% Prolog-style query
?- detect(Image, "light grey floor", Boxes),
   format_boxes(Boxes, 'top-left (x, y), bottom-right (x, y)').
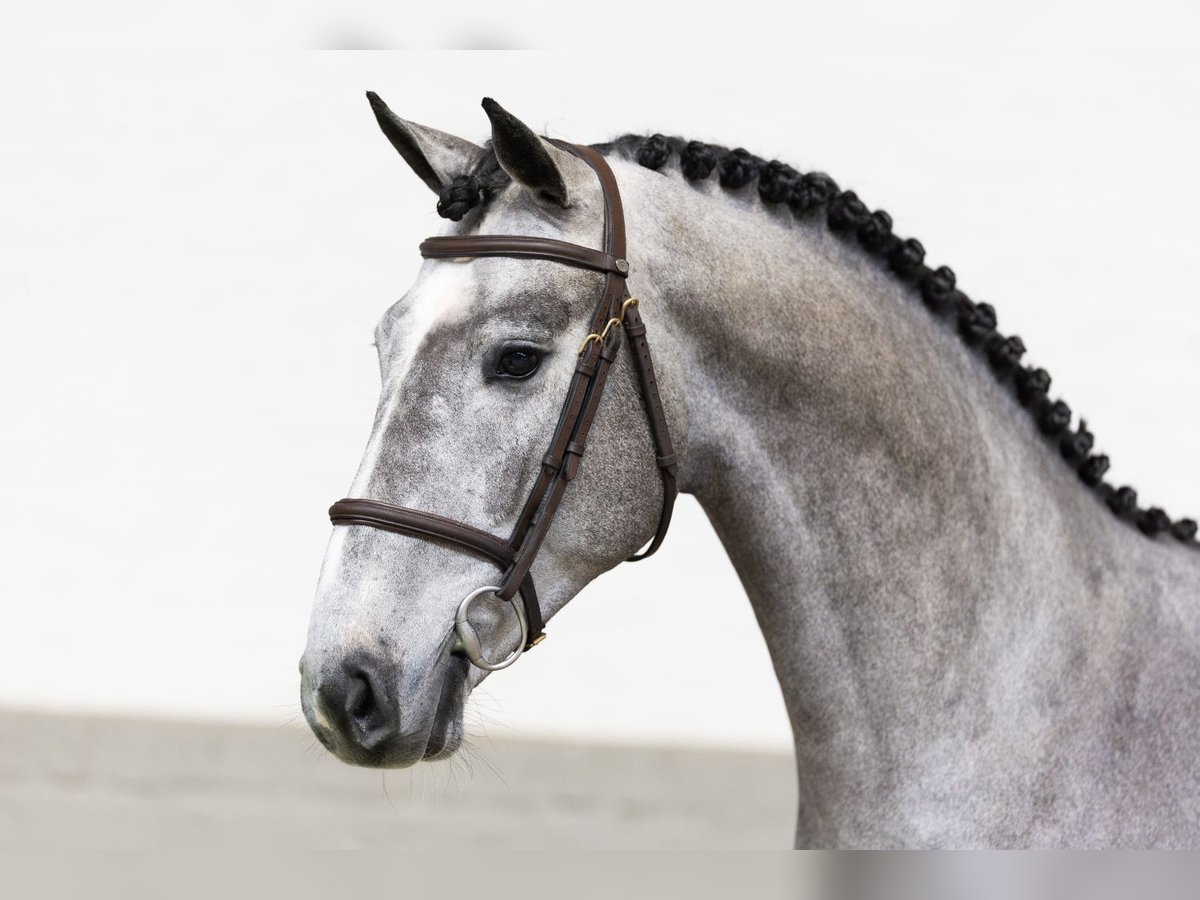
top-left (0, 709), bottom-right (795, 849)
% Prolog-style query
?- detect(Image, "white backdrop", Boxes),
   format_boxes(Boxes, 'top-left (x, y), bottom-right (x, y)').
top-left (2, 36), bottom-right (1198, 751)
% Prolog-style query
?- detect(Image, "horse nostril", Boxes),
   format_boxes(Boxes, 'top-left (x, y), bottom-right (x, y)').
top-left (343, 666), bottom-right (395, 747)
top-left (347, 672), bottom-right (378, 725)
top-left (312, 656), bottom-right (400, 755)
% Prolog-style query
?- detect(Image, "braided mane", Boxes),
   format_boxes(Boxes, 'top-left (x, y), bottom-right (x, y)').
top-left (436, 134), bottom-right (1197, 547)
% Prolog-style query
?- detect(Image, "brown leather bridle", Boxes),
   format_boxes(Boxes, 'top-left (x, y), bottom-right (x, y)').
top-left (327, 142), bottom-right (677, 671)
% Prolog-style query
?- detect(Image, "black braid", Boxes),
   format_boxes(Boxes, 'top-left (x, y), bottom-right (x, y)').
top-left (718, 148), bottom-right (760, 189)
top-left (637, 134), bottom-right (672, 170)
top-left (1107, 485), bottom-right (1139, 516)
top-left (1079, 454), bottom-right (1111, 487)
top-left (920, 266), bottom-right (956, 315)
top-left (987, 334), bottom-right (1026, 375)
top-left (436, 174), bottom-right (484, 221)
top-left (1016, 367), bottom-right (1051, 407)
top-left (680, 141), bottom-right (719, 181)
top-left (889, 238), bottom-right (926, 279)
top-left (758, 160), bottom-right (797, 205)
top-left (859, 210), bottom-right (895, 255)
top-left (434, 143), bottom-right (510, 222)
top-left (789, 172), bottom-right (839, 215)
top-left (1173, 519), bottom-right (1198, 541)
top-left (828, 191), bottom-right (871, 232)
top-left (1060, 420), bottom-right (1094, 464)
top-left (432, 131), bottom-right (1198, 547)
top-left (1137, 507), bottom-right (1172, 536)
top-left (1037, 399), bottom-right (1072, 436)
top-left (959, 302), bottom-right (997, 346)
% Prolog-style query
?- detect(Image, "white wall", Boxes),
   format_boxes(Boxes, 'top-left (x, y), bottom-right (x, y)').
top-left (2, 35), bottom-right (1198, 750)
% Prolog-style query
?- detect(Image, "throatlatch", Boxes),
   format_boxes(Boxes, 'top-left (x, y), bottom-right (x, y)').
top-left (329, 141), bottom-right (677, 671)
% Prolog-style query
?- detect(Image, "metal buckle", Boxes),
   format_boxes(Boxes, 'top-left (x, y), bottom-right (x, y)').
top-left (451, 585), bottom-right (529, 671)
top-left (576, 333), bottom-right (603, 356)
top-left (577, 300), bottom-right (640, 356)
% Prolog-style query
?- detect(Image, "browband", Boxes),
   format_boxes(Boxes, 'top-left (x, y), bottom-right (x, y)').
top-left (420, 235), bottom-right (630, 277)
top-left (329, 141), bottom-right (677, 667)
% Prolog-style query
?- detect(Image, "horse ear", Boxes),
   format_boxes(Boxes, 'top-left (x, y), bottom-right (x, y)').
top-left (366, 91), bottom-right (482, 194)
top-left (481, 97), bottom-right (586, 207)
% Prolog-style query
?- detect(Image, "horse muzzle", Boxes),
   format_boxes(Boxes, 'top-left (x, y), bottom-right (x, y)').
top-left (299, 648), bottom-right (466, 767)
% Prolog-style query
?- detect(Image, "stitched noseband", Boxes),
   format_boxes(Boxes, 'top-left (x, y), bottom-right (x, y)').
top-left (328, 142), bottom-right (677, 670)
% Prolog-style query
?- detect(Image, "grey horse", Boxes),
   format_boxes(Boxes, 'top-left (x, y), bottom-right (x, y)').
top-left (301, 95), bottom-right (1200, 848)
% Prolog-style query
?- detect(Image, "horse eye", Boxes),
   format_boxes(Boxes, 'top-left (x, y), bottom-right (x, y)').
top-left (496, 348), bottom-right (541, 379)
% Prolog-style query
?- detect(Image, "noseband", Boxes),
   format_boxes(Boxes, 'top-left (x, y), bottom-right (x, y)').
top-left (328, 142), bottom-right (677, 671)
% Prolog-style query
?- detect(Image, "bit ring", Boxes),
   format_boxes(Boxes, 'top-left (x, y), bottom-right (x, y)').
top-left (451, 585), bottom-right (529, 671)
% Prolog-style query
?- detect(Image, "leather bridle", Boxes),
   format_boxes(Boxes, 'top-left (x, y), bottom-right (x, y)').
top-left (328, 142), bottom-right (677, 671)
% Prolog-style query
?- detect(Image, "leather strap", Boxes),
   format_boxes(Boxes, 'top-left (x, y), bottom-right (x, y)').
top-left (331, 498), bottom-right (511, 565)
top-left (497, 329), bottom-right (624, 606)
top-left (621, 302), bottom-right (678, 560)
top-left (491, 143), bottom-right (644, 617)
top-left (328, 498), bottom-right (541, 634)
top-left (421, 235), bottom-right (629, 277)
top-left (329, 140), bottom-right (677, 660)
top-left (566, 143), bottom-right (678, 560)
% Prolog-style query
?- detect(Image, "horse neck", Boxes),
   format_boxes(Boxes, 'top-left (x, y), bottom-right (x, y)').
top-left (629, 170), bottom-right (1163, 825)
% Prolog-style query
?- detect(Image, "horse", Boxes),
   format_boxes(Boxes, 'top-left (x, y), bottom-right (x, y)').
top-left (300, 94), bottom-right (1200, 848)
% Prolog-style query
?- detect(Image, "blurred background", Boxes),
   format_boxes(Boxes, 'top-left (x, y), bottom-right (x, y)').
top-left (2, 10), bottom-right (1199, 848)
